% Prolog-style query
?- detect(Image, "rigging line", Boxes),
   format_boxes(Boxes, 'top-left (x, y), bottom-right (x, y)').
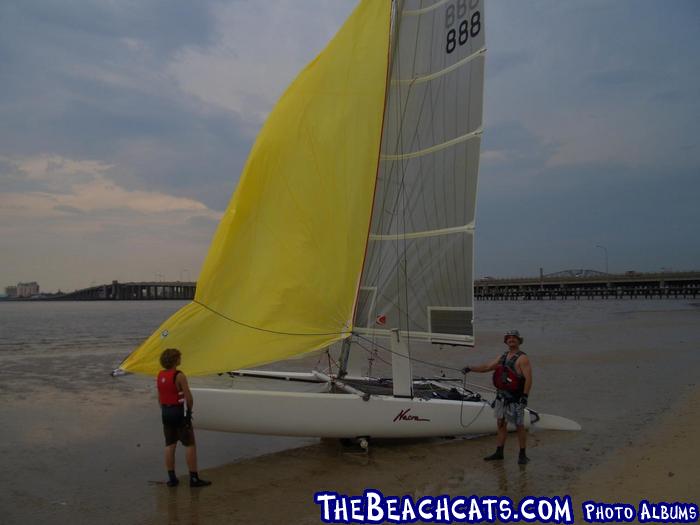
top-left (372, 284), bottom-right (426, 331)
top-left (403, 1), bottom-right (438, 342)
top-left (391, 6), bottom-right (426, 354)
top-left (354, 336), bottom-right (487, 429)
top-left (389, 9), bottom-right (406, 342)
top-left (389, 72), bottom-right (438, 233)
top-left (460, 372), bottom-right (489, 429)
top-left (342, 342), bottom-right (491, 396)
top-left (192, 300), bottom-right (347, 337)
top-left (353, 336), bottom-right (394, 369)
top-left (356, 339), bottom-right (498, 397)
top-left (418, 10), bottom-right (452, 311)
top-left (353, 333), bottom-right (463, 373)
top-left (421, 18), bottom-right (448, 309)
top-left (367, 14), bottom-right (443, 336)
top-left (367, 7), bottom-right (424, 254)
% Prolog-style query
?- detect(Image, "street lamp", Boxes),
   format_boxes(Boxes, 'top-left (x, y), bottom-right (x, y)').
top-left (596, 245), bottom-right (609, 274)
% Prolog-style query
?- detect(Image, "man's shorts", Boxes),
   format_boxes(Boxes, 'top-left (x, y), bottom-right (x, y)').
top-left (161, 405), bottom-right (195, 446)
top-left (493, 395), bottom-right (525, 426)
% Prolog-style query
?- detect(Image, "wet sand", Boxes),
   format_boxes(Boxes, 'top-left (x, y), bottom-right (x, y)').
top-left (571, 385), bottom-right (700, 502)
top-left (1, 300), bottom-right (699, 524)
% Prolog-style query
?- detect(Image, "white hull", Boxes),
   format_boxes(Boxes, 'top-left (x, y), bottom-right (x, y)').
top-left (192, 377), bottom-right (580, 439)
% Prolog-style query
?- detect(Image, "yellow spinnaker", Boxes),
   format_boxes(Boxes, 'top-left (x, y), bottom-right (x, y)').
top-left (120, 0), bottom-right (391, 376)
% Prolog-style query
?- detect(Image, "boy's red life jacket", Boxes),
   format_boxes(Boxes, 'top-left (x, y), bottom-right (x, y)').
top-left (492, 351), bottom-right (525, 393)
top-left (157, 369), bottom-right (184, 406)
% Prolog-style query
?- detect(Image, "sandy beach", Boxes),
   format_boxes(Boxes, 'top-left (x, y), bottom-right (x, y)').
top-left (138, 387), bottom-right (700, 525)
top-left (571, 385), bottom-right (700, 503)
top-left (1, 299), bottom-right (699, 524)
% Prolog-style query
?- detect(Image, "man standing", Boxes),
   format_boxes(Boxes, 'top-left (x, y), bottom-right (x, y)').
top-left (157, 348), bottom-right (212, 487)
top-left (463, 330), bottom-right (533, 464)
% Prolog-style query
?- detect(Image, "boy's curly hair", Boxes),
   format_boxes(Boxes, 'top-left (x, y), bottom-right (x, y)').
top-left (160, 348), bottom-right (181, 369)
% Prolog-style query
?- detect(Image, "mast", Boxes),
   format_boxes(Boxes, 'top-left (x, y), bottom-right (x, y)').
top-left (339, 0), bottom-right (404, 379)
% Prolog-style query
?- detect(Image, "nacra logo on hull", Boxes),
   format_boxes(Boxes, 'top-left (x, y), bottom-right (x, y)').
top-left (393, 408), bottom-right (430, 423)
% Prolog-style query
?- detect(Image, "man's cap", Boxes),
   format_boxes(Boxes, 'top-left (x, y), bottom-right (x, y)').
top-left (503, 329), bottom-right (523, 344)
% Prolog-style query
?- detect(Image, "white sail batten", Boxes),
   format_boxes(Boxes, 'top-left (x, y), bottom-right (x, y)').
top-left (352, 0), bottom-right (485, 347)
top-left (403, 0), bottom-right (451, 17)
top-left (369, 222), bottom-right (474, 241)
top-left (380, 127), bottom-right (482, 161)
top-left (392, 47), bottom-right (486, 85)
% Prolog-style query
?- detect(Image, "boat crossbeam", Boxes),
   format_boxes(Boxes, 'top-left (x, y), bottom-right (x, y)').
top-left (312, 370), bottom-right (371, 401)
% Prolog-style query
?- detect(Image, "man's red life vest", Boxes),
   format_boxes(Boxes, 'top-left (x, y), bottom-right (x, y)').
top-left (157, 369), bottom-right (184, 406)
top-left (492, 351), bottom-right (525, 393)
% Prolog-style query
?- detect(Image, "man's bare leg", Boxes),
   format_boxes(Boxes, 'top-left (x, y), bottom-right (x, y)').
top-left (497, 419), bottom-right (508, 447)
top-left (516, 425), bottom-right (527, 449)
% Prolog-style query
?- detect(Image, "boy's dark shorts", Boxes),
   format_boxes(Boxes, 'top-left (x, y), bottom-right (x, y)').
top-left (161, 405), bottom-right (195, 446)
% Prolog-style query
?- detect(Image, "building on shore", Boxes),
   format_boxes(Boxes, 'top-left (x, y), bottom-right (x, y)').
top-left (5, 285), bottom-right (17, 298)
top-left (15, 282), bottom-right (40, 298)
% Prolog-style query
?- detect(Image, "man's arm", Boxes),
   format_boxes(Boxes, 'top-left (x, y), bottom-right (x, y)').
top-left (465, 355), bottom-right (500, 374)
top-left (518, 355), bottom-right (533, 395)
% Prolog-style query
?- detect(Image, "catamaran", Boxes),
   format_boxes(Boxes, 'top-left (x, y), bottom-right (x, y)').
top-left (115, 0), bottom-right (580, 441)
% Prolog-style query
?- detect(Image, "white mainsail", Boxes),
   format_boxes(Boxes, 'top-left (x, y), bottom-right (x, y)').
top-left (354, 0), bottom-right (485, 346)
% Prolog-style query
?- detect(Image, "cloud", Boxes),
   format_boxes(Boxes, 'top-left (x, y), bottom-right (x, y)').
top-left (0, 0), bottom-right (251, 212)
top-left (0, 155), bottom-right (216, 217)
top-left (0, 155), bottom-right (220, 290)
top-left (480, 121), bottom-right (560, 187)
top-left (167, 0), bottom-right (356, 128)
top-left (7, 155), bottom-right (112, 191)
top-left (53, 205), bottom-right (85, 215)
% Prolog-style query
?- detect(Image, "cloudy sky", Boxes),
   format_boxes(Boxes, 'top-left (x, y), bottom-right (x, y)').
top-left (1, 0), bottom-right (699, 292)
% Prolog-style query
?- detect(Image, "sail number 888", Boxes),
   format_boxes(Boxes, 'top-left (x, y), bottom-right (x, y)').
top-left (445, 0), bottom-right (481, 54)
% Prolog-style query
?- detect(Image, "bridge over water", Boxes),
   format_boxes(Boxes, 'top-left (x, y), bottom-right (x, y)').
top-left (40, 270), bottom-right (700, 301)
top-left (53, 280), bottom-right (196, 300)
top-left (475, 270), bottom-right (700, 300)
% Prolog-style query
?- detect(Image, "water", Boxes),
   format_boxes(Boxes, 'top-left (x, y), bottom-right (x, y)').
top-left (1, 299), bottom-right (699, 524)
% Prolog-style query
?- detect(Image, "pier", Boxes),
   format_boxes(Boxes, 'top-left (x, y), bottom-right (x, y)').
top-left (475, 270), bottom-right (700, 300)
top-left (52, 280), bottom-right (196, 301)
